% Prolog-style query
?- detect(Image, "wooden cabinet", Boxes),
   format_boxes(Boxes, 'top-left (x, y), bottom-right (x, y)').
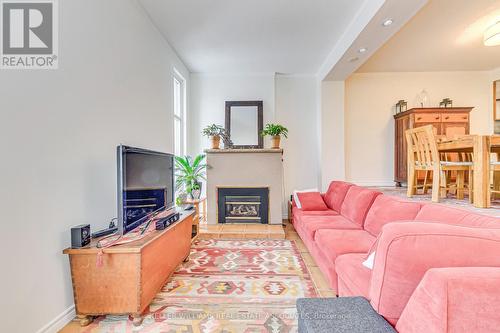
top-left (63, 211), bottom-right (194, 326)
top-left (394, 107), bottom-right (473, 186)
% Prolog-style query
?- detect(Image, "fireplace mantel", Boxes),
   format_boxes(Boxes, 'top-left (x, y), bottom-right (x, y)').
top-left (205, 148), bottom-right (284, 225)
top-left (205, 149), bottom-right (283, 154)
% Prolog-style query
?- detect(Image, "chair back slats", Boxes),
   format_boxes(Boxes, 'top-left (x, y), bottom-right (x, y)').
top-left (405, 125), bottom-right (440, 169)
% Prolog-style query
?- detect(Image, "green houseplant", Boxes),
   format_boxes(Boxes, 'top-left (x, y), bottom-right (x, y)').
top-left (261, 123), bottom-right (289, 149)
top-left (175, 154), bottom-right (207, 199)
top-left (202, 124), bottom-right (225, 149)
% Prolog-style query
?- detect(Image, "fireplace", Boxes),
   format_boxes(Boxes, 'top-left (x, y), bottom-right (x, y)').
top-left (217, 187), bottom-right (269, 224)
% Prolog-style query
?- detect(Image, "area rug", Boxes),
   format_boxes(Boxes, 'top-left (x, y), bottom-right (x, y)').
top-left (82, 239), bottom-right (317, 333)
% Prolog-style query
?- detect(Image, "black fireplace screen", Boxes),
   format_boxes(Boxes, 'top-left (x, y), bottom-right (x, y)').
top-left (218, 187), bottom-right (269, 224)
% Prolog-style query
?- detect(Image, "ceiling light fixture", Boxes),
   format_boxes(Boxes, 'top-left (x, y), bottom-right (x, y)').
top-left (358, 48), bottom-right (367, 53)
top-left (484, 21), bottom-right (500, 46)
top-left (382, 19), bottom-right (394, 27)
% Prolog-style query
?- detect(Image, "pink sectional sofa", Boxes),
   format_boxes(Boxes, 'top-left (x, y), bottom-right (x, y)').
top-left (292, 181), bottom-right (500, 328)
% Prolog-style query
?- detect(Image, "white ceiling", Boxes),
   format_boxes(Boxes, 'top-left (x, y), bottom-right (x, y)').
top-left (358, 0), bottom-right (500, 73)
top-left (139, 0), bottom-right (365, 74)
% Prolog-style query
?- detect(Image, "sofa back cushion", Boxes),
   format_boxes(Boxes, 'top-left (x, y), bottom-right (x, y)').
top-left (340, 186), bottom-right (381, 227)
top-left (415, 204), bottom-right (500, 228)
top-left (364, 195), bottom-right (421, 236)
top-left (323, 181), bottom-right (354, 212)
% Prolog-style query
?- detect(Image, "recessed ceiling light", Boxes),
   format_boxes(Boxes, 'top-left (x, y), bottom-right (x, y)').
top-left (358, 48), bottom-right (367, 53)
top-left (349, 57), bottom-right (359, 63)
top-left (382, 19), bottom-right (394, 27)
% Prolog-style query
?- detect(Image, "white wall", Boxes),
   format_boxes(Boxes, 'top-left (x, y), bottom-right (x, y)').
top-left (189, 74), bottom-right (321, 214)
top-left (344, 71), bottom-right (493, 185)
top-left (275, 75), bottom-right (320, 209)
top-left (0, 1), bottom-right (189, 332)
top-left (188, 73), bottom-right (276, 155)
top-left (320, 81), bottom-right (346, 190)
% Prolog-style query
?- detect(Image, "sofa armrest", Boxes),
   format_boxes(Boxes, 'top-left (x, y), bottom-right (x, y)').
top-left (368, 222), bottom-right (500, 324)
top-left (396, 267), bottom-right (500, 333)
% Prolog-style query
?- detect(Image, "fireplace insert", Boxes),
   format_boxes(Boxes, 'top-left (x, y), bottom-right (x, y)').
top-left (217, 187), bottom-right (269, 224)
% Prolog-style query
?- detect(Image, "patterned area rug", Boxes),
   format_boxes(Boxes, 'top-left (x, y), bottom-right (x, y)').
top-left (82, 239), bottom-right (317, 332)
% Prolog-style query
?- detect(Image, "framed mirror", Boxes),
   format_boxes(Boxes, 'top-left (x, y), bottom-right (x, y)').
top-left (225, 101), bottom-right (263, 149)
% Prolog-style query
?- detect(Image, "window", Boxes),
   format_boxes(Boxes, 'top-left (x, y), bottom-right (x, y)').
top-left (173, 70), bottom-right (186, 156)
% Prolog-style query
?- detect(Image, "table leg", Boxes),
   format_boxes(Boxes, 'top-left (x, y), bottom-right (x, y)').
top-left (473, 136), bottom-right (491, 208)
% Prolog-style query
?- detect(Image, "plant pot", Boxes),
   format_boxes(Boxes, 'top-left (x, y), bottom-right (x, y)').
top-left (189, 181), bottom-right (203, 200)
top-left (271, 135), bottom-right (281, 149)
top-left (210, 135), bottom-right (221, 149)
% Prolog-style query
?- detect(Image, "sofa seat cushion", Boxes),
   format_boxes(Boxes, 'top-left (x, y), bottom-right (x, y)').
top-left (323, 181), bottom-right (354, 212)
top-left (340, 186), bottom-right (382, 227)
top-left (364, 195), bottom-right (421, 236)
top-left (292, 207), bottom-right (339, 220)
top-left (336, 253), bottom-right (372, 298)
top-left (315, 229), bottom-right (376, 264)
top-left (301, 215), bottom-right (361, 242)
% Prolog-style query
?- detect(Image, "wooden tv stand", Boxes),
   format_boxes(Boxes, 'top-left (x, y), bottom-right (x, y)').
top-left (63, 211), bottom-right (194, 326)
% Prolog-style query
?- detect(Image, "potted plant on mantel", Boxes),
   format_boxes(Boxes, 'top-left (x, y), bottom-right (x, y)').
top-left (202, 124), bottom-right (225, 149)
top-left (175, 154), bottom-right (207, 199)
top-left (261, 123), bottom-right (289, 149)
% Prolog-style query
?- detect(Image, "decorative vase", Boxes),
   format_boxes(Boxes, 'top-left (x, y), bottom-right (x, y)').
top-left (210, 135), bottom-right (221, 149)
top-left (191, 189), bottom-right (201, 199)
top-left (271, 135), bottom-right (281, 149)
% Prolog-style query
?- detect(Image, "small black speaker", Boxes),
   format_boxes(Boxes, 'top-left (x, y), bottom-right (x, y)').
top-left (71, 224), bottom-right (91, 248)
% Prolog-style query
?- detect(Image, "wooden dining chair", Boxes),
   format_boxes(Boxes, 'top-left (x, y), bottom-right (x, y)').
top-left (405, 125), bottom-right (473, 203)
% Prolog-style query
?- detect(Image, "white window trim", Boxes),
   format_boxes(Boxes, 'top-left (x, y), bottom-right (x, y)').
top-left (173, 68), bottom-right (186, 156)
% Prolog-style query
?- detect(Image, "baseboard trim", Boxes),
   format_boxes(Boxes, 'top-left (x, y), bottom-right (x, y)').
top-left (36, 304), bottom-right (75, 333)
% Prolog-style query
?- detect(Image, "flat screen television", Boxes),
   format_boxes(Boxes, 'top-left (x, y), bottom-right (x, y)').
top-left (117, 145), bottom-right (175, 235)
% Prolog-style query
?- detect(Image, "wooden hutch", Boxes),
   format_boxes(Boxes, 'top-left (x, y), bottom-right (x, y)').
top-left (394, 107), bottom-right (473, 186)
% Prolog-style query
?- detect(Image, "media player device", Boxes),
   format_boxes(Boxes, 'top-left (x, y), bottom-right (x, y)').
top-left (155, 212), bottom-right (180, 230)
top-left (71, 224), bottom-right (91, 248)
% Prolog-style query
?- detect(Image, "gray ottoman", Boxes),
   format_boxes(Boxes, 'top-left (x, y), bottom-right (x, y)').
top-left (296, 297), bottom-right (396, 333)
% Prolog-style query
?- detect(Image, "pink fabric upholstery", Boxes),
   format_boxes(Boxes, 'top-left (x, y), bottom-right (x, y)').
top-left (315, 229), bottom-right (375, 264)
top-left (313, 229), bottom-right (375, 291)
top-left (369, 222), bottom-right (500, 325)
top-left (299, 215), bottom-right (361, 243)
top-left (296, 192), bottom-right (329, 211)
top-left (396, 267), bottom-right (500, 333)
top-left (292, 207), bottom-right (339, 219)
top-left (364, 195), bottom-right (421, 236)
top-left (414, 204), bottom-right (469, 225)
top-left (340, 186), bottom-right (381, 227)
top-left (323, 181), bottom-right (354, 211)
top-left (335, 253), bottom-right (372, 298)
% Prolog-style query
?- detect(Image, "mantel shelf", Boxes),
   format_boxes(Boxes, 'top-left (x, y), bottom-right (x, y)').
top-left (204, 148), bottom-right (283, 154)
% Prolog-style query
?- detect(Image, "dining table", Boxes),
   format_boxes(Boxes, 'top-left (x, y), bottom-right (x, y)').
top-left (437, 135), bottom-right (500, 208)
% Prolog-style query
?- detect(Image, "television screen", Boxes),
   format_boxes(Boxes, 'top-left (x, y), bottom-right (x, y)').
top-left (117, 145), bottom-right (174, 234)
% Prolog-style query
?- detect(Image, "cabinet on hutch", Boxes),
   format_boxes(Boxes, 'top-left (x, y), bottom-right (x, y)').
top-left (394, 107), bottom-right (473, 186)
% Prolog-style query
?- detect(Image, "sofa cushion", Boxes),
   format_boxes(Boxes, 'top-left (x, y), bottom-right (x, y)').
top-left (300, 215), bottom-right (361, 242)
top-left (364, 195), bottom-right (421, 236)
top-left (296, 192), bottom-right (329, 211)
top-left (459, 213), bottom-right (500, 228)
top-left (292, 207), bottom-right (339, 220)
top-left (323, 181), bottom-right (354, 212)
top-left (414, 204), bottom-right (469, 224)
top-left (340, 186), bottom-right (382, 227)
top-left (315, 229), bottom-right (375, 264)
top-left (336, 253), bottom-right (372, 298)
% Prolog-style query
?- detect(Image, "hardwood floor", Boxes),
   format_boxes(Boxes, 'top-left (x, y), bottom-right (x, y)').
top-left (59, 220), bottom-right (331, 332)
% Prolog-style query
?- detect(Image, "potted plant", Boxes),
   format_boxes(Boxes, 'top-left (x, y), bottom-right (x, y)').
top-left (261, 123), bottom-right (289, 149)
top-left (202, 124), bottom-right (225, 149)
top-left (175, 154), bottom-right (207, 199)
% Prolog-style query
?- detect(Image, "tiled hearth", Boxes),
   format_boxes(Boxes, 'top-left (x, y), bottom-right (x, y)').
top-left (199, 223), bottom-right (285, 239)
